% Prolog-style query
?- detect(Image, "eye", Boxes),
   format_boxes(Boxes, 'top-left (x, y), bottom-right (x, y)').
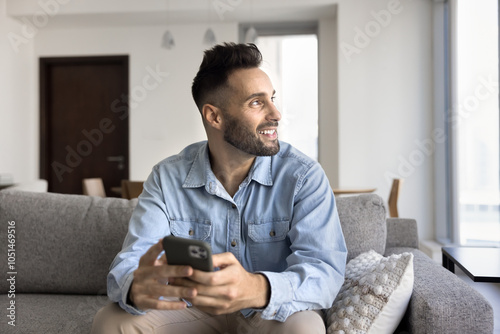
top-left (250, 99), bottom-right (262, 107)
top-left (271, 96), bottom-right (276, 103)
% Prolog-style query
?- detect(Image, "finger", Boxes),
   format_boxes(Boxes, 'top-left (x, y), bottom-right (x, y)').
top-left (185, 292), bottom-right (235, 314)
top-left (211, 252), bottom-right (237, 268)
top-left (134, 281), bottom-right (198, 301)
top-left (169, 275), bottom-right (225, 297)
top-left (134, 264), bottom-right (193, 283)
top-left (138, 240), bottom-right (164, 267)
top-left (155, 253), bottom-right (167, 266)
top-left (187, 269), bottom-right (224, 286)
top-left (189, 261), bottom-right (240, 286)
top-left (134, 296), bottom-right (188, 311)
top-left (169, 277), bottom-right (199, 287)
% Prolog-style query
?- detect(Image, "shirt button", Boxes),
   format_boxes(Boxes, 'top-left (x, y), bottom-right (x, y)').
top-left (269, 230), bottom-right (276, 237)
top-left (231, 240), bottom-right (237, 247)
top-left (189, 229), bottom-right (194, 236)
top-left (232, 203), bottom-right (237, 209)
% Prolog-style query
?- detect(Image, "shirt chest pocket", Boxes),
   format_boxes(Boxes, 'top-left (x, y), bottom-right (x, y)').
top-left (170, 219), bottom-right (212, 241)
top-left (247, 219), bottom-right (290, 272)
top-left (248, 219), bottom-right (289, 243)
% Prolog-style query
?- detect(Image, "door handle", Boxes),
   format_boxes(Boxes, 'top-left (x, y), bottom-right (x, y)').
top-left (107, 156), bottom-right (125, 170)
top-left (107, 156), bottom-right (124, 162)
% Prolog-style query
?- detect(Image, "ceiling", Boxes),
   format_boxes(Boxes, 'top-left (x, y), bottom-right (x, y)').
top-left (6, 0), bottom-right (337, 28)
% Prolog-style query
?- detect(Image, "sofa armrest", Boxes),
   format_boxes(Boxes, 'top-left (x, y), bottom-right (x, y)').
top-left (386, 247), bottom-right (494, 334)
top-left (386, 218), bottom-right (419, 249)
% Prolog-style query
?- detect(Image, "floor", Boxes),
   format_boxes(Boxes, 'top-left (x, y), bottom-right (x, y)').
top-left (454, 267), bottom-right (500, 333)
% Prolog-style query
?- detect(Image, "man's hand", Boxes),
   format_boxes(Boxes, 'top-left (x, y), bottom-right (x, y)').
top-left (129, 240), bottom-right (198, 311)
top-left (170, 252), bottom-right (270, 315)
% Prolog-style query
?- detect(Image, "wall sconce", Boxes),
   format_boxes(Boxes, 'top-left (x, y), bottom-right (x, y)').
top-left (161, 30), bottom-right (175, 50)
top-left (244, 26), bottom-right (258, 44)
top-left (161, 0), bottom-right (175, 50)
top-left (203, 27), bottom-right (217, 46)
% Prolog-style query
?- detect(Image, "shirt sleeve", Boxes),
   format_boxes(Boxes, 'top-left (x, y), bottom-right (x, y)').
top-left (258, 163), bottom-right (347, 322)
top-left (107, 167), bottom-right (172, 315)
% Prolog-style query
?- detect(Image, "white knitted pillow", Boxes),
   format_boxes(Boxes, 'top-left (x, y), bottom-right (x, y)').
top-left (326, 250), bottom-right (414, 334)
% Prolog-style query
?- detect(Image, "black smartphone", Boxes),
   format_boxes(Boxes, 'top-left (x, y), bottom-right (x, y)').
top-left (162, 236), bottom-right (213, 272)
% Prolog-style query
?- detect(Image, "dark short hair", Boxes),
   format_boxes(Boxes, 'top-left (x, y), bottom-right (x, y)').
top-left (191, 42), bottom-right (263, 113)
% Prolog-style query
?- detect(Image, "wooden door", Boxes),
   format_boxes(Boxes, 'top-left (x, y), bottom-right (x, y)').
top-left (40, 56), bottom-right (129, 196)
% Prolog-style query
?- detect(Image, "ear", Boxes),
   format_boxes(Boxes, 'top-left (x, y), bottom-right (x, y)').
top-left (202, 104), bottom-right (223, 130)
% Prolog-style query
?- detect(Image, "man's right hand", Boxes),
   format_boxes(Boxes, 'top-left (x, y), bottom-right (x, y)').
top-left (129, 239), bottom-right (197, 311)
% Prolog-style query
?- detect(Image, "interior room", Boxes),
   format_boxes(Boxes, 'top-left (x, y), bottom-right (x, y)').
top-left (1, 0), bottom-right (499, 333)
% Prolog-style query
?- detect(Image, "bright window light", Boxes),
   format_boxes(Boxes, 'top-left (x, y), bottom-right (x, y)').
top-left (456, 0), bottom-right (500, 246)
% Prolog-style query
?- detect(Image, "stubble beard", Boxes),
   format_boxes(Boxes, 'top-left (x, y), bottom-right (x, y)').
top-left (222, 112), bottom-right (280, 156)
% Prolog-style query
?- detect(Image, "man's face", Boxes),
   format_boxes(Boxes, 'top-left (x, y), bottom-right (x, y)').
top-left (221, 68), bottom-right (281, 156)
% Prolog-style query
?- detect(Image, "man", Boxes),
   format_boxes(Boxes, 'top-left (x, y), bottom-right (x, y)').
top-left (92, 42), bottom-right (347, 334)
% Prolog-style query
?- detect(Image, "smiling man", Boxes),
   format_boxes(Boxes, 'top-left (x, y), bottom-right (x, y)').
top-left (91, 43), bottom-right (347, 334)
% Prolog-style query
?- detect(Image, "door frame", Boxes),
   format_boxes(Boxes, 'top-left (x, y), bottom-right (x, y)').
top-left (39, 55), bottom-right (129, 188)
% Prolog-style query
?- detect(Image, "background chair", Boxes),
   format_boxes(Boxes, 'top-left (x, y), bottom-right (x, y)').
top-left (121, 180), bottom-right (144, 199)
top-left (388, 178), bottom-right (403, 217)
top-left (82, 178), bottom-right (106, 197)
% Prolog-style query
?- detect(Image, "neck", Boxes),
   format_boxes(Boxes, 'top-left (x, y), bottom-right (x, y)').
top-left (208, 141), bottom-right (255, 197)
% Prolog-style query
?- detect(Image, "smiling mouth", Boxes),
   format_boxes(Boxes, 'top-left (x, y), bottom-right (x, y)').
top-left (258, 129), bottom-right (276, 135)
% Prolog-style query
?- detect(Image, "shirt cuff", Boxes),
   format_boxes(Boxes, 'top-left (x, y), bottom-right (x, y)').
top-left (258, 271), bottom-right (293, 322)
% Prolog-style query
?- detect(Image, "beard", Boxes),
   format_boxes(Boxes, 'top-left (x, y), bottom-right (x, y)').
top-left (222, 111), bottom-right (280, 156)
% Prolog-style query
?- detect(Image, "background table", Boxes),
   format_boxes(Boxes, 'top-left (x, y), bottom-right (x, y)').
top-left (442, 247), bottom-right (500, 283)
top-left (332, 188), bottom-right (376, 195)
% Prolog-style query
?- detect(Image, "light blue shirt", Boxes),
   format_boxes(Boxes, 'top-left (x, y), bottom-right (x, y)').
top-left (107, 141), bottom-right (347, 322)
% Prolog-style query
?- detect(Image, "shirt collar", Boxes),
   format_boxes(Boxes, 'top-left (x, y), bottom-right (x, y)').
top-left (247, 155), bottom-right (273, 186)
top-left (182, 142), bottom-right (273, 189)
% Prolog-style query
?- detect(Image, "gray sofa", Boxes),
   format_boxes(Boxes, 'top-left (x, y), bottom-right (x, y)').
top-left (0, 190), bottom-right (493, 333)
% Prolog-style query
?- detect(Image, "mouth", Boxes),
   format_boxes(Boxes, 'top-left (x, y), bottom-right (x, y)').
top-left (258, 129), bottom-right (278, 139)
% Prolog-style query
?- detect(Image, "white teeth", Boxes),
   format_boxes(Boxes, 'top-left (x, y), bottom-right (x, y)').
top-left (259, 130), bottom-right (275, 135)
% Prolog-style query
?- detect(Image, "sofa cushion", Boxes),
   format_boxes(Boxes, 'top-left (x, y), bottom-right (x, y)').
top-left (0, 190), bottom-right (137, 295)
top-left (0, 293), bottom-right (109, 334)
top-left (325, 250), bottom-right (414, 334)
top-left (336, 194), bottom-right (387, 261)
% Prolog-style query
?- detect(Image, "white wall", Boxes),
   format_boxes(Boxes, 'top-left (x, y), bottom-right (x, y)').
top-left (0, 0), bottom-right (37, 184)
top-left (35, 23), bottom-right (238, 179)
top-left (337, 0), bottom-right (434, 239)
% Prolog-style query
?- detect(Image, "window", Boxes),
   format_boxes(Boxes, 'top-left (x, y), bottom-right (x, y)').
top-left (241, 24), bottom-right (319, 161)
top-left (452, 0), bottom-right (500, 246)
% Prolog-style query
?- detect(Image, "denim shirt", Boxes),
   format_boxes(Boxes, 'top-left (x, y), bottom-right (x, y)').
top-left (107, 141), bottom-right (347, 322)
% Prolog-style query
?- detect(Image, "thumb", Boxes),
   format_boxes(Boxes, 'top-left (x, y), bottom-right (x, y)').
top-left (139, 239), bottom-right (164, 267)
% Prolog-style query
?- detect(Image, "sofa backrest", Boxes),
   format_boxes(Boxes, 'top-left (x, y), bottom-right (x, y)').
top-left (336, 194), bottom-right (387, 261)
top-left (0, 191), bottom-right (387, 294)
top-left (0, 190), bottom-right (136, 295)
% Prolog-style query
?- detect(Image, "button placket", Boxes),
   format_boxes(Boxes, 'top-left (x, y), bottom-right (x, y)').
top-left (227, 200), bottom-right (241, 260)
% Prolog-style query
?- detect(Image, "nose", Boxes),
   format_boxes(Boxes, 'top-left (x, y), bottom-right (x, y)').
top-left (267, 99), bottom-right (282, 122)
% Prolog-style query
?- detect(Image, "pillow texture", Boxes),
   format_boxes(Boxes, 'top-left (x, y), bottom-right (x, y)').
top-left (326, 250), bottom-right (414, 334)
